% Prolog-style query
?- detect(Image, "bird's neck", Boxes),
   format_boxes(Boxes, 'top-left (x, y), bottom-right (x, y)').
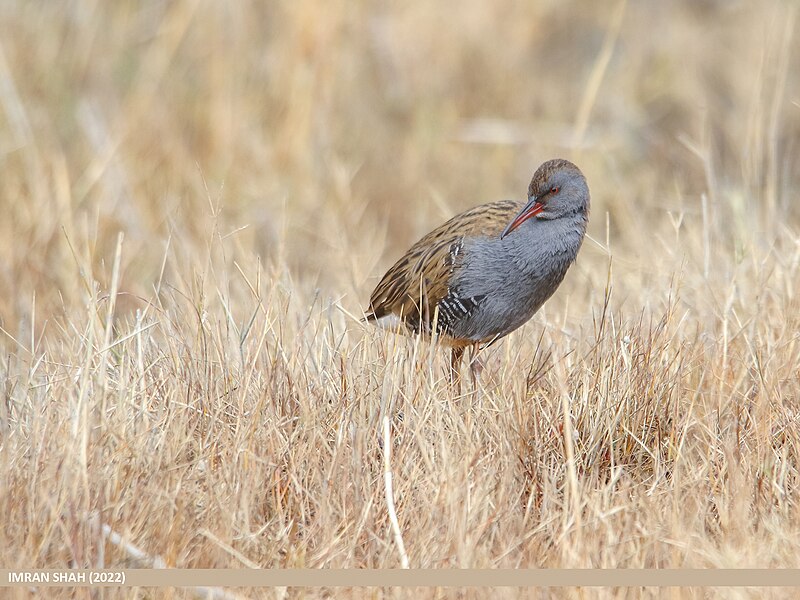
top-left (506, 211), bottom-right (588, 277)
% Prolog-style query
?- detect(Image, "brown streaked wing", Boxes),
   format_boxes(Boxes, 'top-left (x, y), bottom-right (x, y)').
top-left (366, 200), bottom-right (523, 332)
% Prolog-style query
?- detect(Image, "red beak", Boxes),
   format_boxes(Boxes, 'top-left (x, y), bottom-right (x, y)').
top-left (500, 199), bottom-right (545, 239)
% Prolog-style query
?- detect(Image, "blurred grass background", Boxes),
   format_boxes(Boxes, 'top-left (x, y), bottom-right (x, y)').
top-left (1, 0), bottom-right (800, 597)
top-left (1, 0), bottom-right (797, 327)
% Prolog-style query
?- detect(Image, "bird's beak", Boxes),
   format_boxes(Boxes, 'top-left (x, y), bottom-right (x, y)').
top-left (500, 197), bottom-right (545, 239)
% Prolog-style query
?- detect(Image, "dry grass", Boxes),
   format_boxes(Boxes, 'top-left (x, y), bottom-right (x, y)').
top-left (1, 0), bottom-right (800, 598)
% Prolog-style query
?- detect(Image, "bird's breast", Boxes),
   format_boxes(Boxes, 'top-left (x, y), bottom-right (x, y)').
top-left (446, 220), bottom-right (584, 342)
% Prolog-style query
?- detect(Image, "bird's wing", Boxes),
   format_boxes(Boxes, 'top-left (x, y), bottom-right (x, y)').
top-left (366, 200), bottom-right (522, 334)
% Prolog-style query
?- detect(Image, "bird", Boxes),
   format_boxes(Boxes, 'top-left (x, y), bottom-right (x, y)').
top-left (365, 158), bottom-right (590, 382)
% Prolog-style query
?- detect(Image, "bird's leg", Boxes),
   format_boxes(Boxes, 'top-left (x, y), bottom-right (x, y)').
top-left (449, 346), bottom-right (464, 393)
top-left (469, 342), bottom-right (485, 388)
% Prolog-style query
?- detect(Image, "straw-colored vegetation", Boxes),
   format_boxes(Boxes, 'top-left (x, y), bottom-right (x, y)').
top-left (1, 1), bottom-right (799, 598)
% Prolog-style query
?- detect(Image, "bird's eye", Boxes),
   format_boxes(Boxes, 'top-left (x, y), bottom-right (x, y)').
top-left (550, 186), bottom-right (560, 195)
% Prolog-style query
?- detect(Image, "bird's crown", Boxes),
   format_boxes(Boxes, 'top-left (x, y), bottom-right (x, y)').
top-left (528, 158), bottom-right (583, 198)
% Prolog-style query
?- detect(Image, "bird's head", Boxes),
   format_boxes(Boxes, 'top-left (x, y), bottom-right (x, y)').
top-left (500, 159), bottom-right (590, 239)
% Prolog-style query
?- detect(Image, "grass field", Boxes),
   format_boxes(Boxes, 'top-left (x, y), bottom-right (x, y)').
top-left (1, 1), bottom-right (800, 598)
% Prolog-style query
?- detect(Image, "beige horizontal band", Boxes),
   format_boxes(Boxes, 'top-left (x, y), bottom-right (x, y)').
top-left (2, 569), bottom-right (800, 588)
